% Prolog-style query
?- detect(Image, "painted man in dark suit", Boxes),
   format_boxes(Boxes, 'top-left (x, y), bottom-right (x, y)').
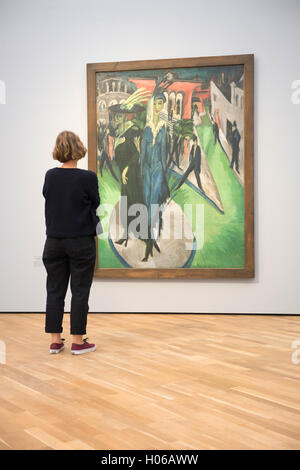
top-left (230, 120), bottom-right (241, 174)
top-left (173, 134), bottom-right (204, 193)
top-left (97, 122), bottom-right (118, 181)
top-left (167, 133), bottom-right (182, 170)
top-left (212, 116), bottom-right (219, 145)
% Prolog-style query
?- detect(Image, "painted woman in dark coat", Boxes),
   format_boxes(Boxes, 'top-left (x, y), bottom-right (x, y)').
top-left (108, 108), bottom-right (145, 247)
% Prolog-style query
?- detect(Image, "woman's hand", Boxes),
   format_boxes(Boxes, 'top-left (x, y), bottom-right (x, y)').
top-left (122, 166), bottom-right (128, 184)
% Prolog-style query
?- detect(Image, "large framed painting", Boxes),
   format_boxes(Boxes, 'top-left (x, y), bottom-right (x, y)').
top-left (87, 54), bottom-right (254, 278)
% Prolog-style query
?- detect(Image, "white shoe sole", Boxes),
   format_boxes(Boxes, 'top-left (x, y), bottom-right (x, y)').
top-left (71, 346), bottom-right (96, 355)
top-left (50, 345), bottom-right (65, 354)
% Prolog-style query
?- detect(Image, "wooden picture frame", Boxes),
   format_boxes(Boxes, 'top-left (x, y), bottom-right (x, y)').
top-left (87, 54), bottom-right (254, 279)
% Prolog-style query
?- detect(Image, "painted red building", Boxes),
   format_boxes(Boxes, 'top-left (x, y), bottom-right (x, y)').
top-left (129, 78), bottom-right (210, 119)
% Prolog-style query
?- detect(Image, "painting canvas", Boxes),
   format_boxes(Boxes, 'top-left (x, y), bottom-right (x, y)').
top-left (87, 55), bottom-right (254, 278)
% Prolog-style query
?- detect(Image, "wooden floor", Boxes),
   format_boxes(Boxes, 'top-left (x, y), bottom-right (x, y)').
top-left (0, 313), bottom-right (300, 450)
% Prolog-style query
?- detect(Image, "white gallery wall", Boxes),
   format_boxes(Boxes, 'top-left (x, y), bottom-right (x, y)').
top-left (0, 0), bottom-right (299, 313)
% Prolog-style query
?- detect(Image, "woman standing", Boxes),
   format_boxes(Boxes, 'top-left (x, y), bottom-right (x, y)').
top-left (42, 131), bottom-right (99, 355)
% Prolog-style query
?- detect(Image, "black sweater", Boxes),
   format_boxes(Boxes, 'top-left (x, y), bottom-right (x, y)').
top-left (42, 167), bottom-right (100, 238)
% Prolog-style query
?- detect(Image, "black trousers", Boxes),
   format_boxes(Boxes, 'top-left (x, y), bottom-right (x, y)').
top-left (42, 236), bottom-right (96, 335)
top-left (175, 160), bottom-right (203, 192)
top-left (230, 148), bottom-right (240, 171)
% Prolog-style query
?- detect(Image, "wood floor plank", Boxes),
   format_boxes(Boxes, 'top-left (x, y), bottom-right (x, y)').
top-left (0, 313), bottom-right (299, 449)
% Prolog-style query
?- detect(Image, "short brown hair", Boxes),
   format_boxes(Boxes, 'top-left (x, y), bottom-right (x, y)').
top-left (53, 131), bottom-right (87, 162)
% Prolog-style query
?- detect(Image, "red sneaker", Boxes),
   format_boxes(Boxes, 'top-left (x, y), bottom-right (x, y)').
top-left (71, 338), bottom-right (96, 355)
top-left (49, 339), bottom-right (65, 354)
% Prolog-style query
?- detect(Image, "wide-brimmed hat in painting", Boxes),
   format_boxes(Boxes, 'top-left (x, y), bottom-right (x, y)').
top-left (108, 88), bottom-right (151, 116)
top-left (108, 103), bottom-right (145, 114)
